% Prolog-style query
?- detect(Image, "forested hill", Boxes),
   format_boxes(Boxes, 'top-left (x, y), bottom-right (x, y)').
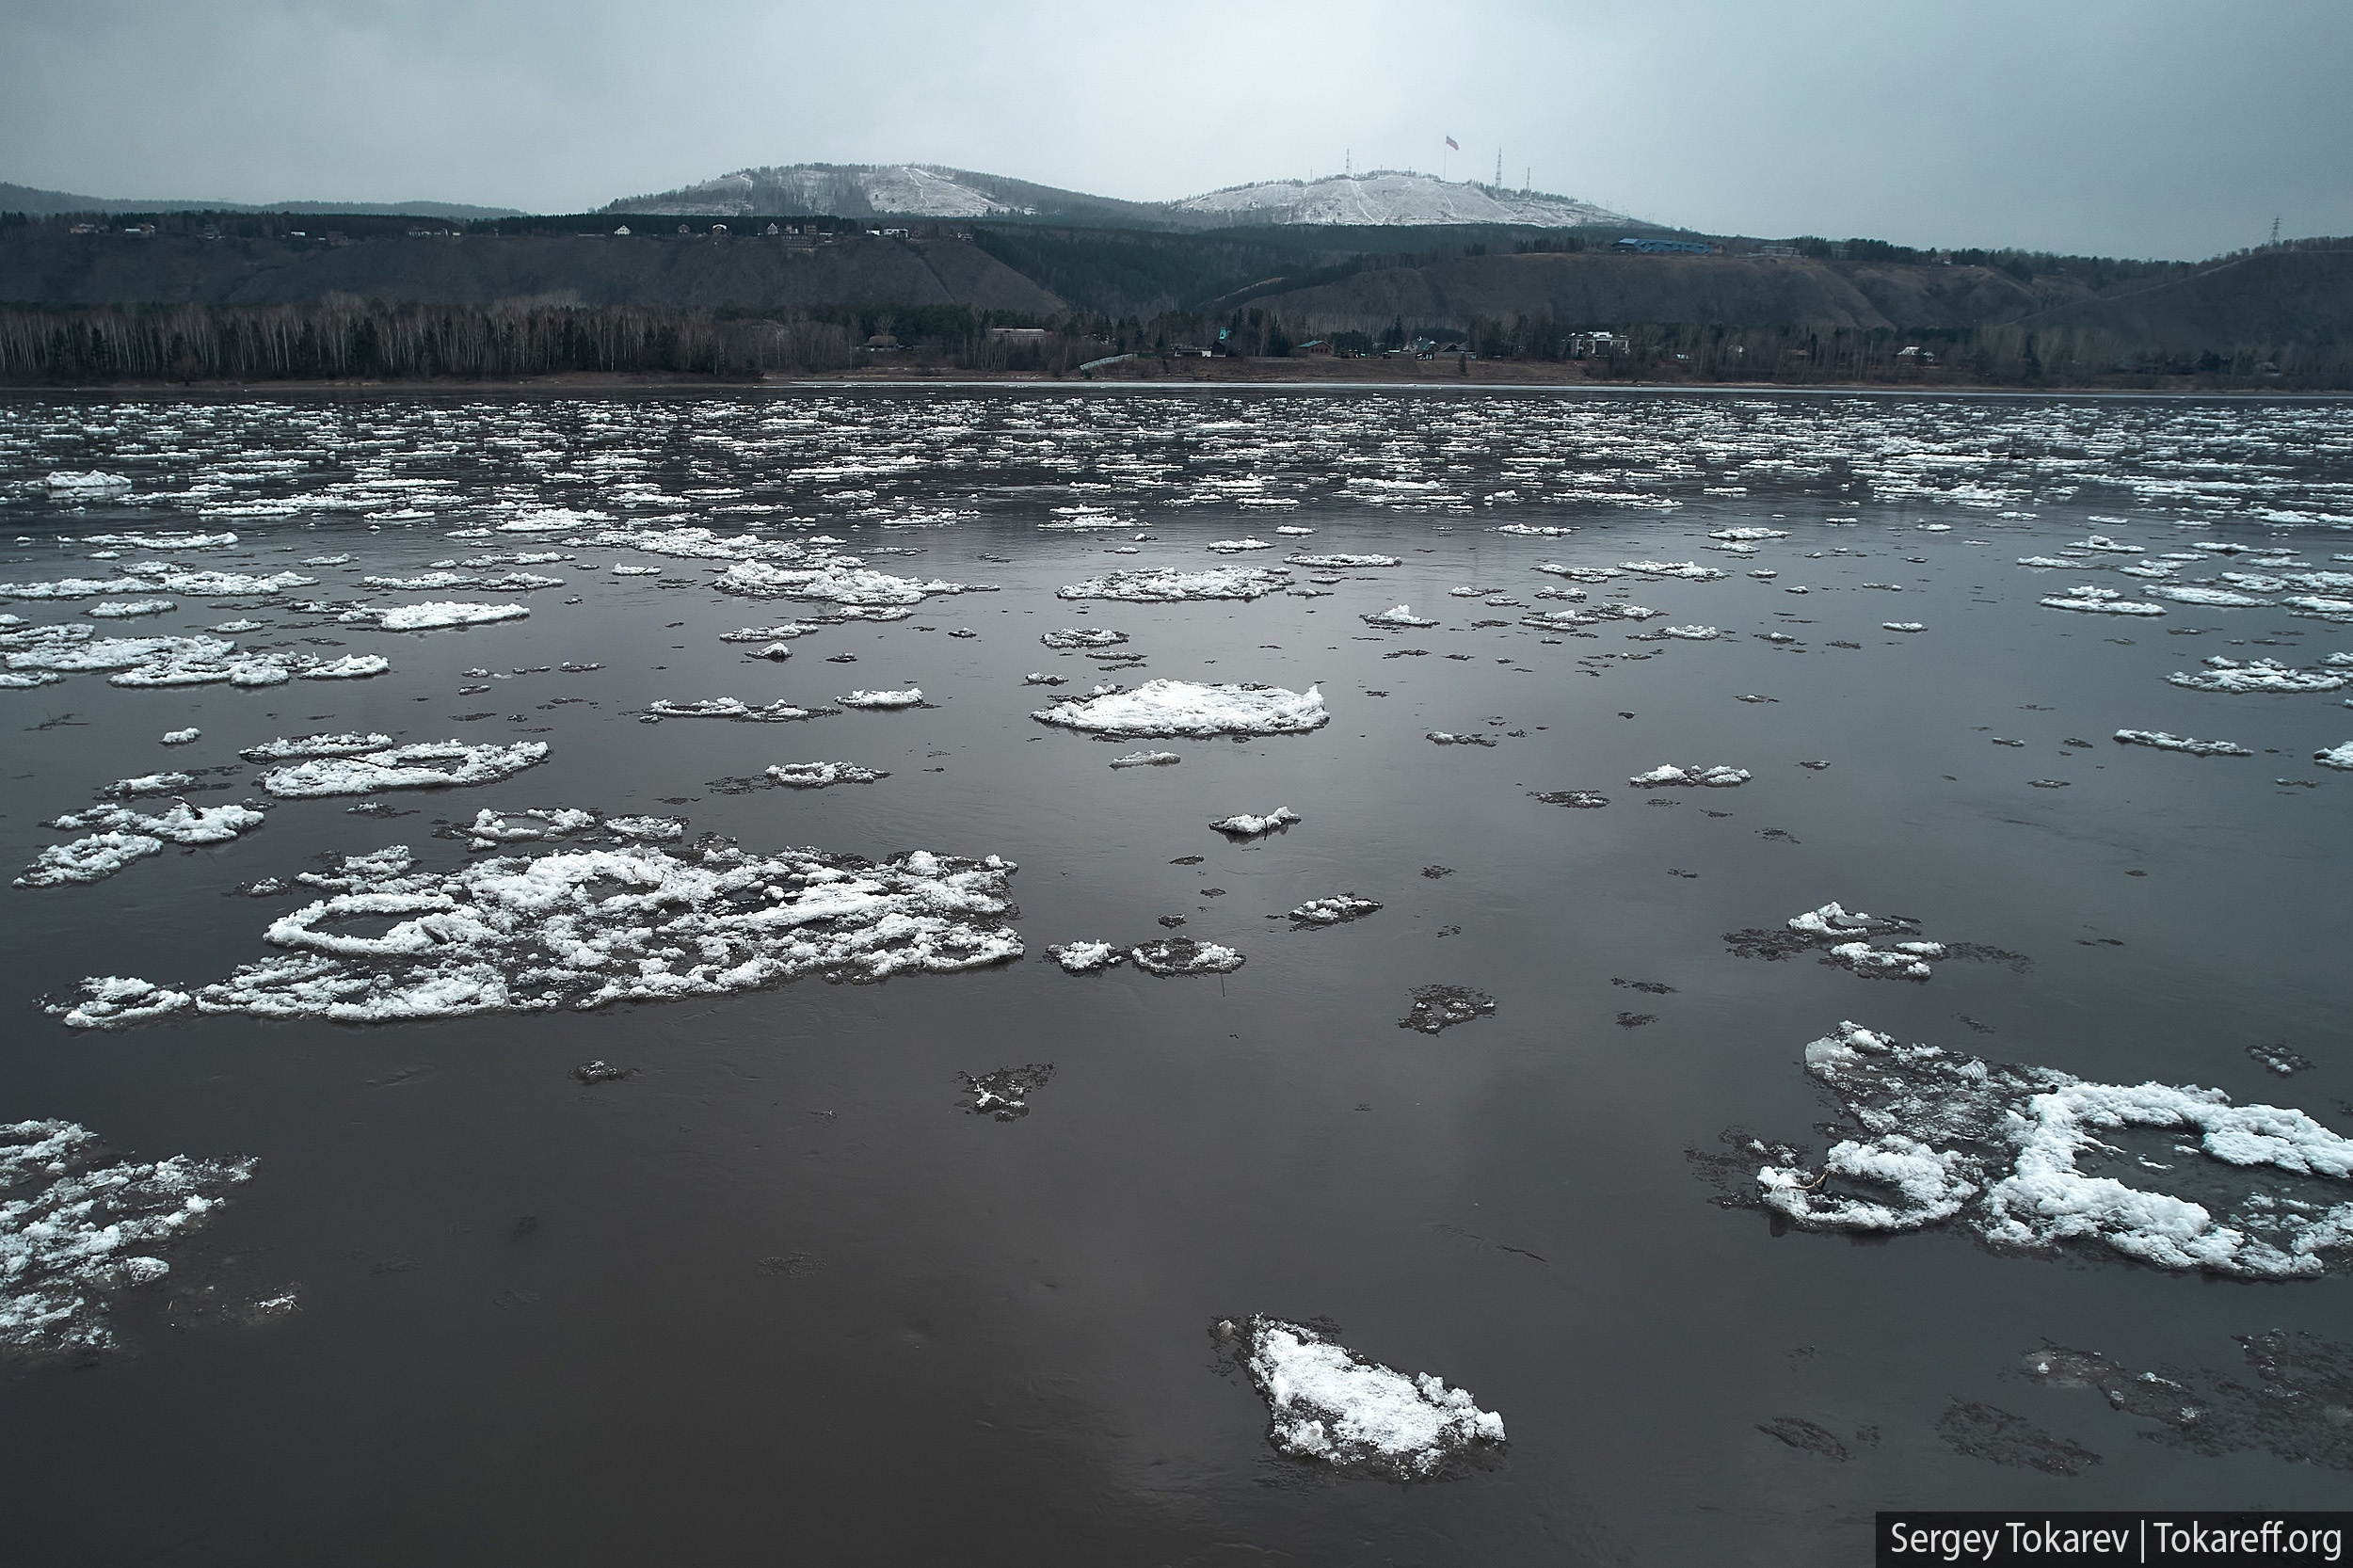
top-left (0, 226), bottom-right (1064, 316)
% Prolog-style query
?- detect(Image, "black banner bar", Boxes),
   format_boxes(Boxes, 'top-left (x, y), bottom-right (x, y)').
top-left (1878, 1514), bottom-right (2353, 1566)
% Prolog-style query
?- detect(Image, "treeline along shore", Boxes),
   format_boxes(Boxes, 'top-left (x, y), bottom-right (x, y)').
top-left (5, 297), bottom-right (2349, 392)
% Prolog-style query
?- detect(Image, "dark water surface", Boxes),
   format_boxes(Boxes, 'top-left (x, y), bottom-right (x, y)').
top-left (3, 389), bottom-right (2349, 1565)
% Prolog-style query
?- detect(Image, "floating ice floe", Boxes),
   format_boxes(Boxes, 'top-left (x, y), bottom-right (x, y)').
top-left (159, 728), bottom-right (200, 745)
top-left (1630, 764), bottom-right (1750, 788)
top-left (2149, 584), bottom-right (2270, 608)
top-left (50, 841), bottom-right (1022, 1028)
top-left (1363, 605), bottom-right (1437, 629)
top-left (1040, 627), bottom-right (1128, 648)
top-left (1401, 984), bottom-right (1495, 1034)
top-left (2113, 729), bottom-right (2252, 757)
top-left (1709, 527), bottom-right (1787, 541)
top-left (1211, 807), bottom-right (1301, 838)
top-left (1494, 523), bottom-right (1574, 536)
top-left (1046, 940), bottom-right (1123, 974)
top-left (1022, 673), bottom-right (1065, 686)
top-left (1235, 1316), bottom-right (1505, 1479)
top-left (1645, 625), bottom-right (1721, 641)
top-left (1289, 895), bottom-right (1381, 927)
top-left (2285, 596), bottom-right (2353, 625)
top-left (80, 531), bottom-right (236, 551)
top-left (344, 601), bottom-right (529, 632)
top-left (1055, 566), bottom-right (1288, 601)
top-left (87, 599), bottom-right (175, 619)
top-left (1619, 561), bottom-right (1726, 581)
top-left (719, 623), bottom-right (824, 642)
top-left (1530, 790), bottom-right (1609, 808)
top-left (1883, 622), bottom-right (1926, 632)
top-left (1520, 604), bottom-right (1657, 632)
top-left (2316, 743), bottom-right (2353, 772)
top-left (838, 687), bottom-right (925, 709)
top-left (1532, 563), bottom-right (1623, 583)
top-left (1287, 552), bottom-right (1400, 568)
top-left (258, 740), bottom-right (550, 798)
top-left (1108, 750), bottom-right (1180, 768)
top-left (14, 832), bottom-right (169, 888)
top-left (1205, 537), bottom-right (1274, 553)
top-left (715, 560), bottom-right (991, 607)
top-left (2041, 585), bottom-right (2166, 616)
top-left (645, 697), bottom-right (824, 722)
top-left (2168, 657), bottom-right (2345, 695)
top-left (1033, 680), bottom-right (1327, 738)
top-left (0, 568), bottom-right (314, 600)
top-left (962, 1064), bottom-right (1052, 1119)
top-left (104, 771), bottom-right (199, 797)
top-left (238, 732), bottom-right (394, 760)
top-left (43, 471), bottom-right (134, 497)
top-left (764, 761), bottom-right (888, 789)
top-left (0, 670), bottom-right (65, 688)
top-left (1753, 1020), bottom-right (2353, 1278)
top-left (1129, 936), bottom-right (1244, 975)
top-left (1721, 900), bottom-right (1986, 980)
top-left (0, 1118), bottom-right (255, 1359)
top-left (1273, 525), bottom-right (1316, 536)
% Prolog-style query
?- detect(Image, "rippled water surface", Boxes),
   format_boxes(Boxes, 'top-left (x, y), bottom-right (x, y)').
top-left (3, 389), bottom-right (2350, 1565)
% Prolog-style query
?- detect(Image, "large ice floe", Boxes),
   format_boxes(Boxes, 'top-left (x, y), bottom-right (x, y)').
top-left (1032, 680), bottom-right (1327, 738)
top-left (838, 687), bottom-right (925, 709)
top-left (18, 800), bottom-right (269, 888)
top-left (1, 625), bottom-right (390, 688)
top-left (1619, 560), bottom-right (1726, 581)
top-left (2167, 657), bottom-right (2345, 695)
top-left (1, 1119), bottom-right (255, 1360)
top-left (764, 761), bottom-right (888, 789)
top-left (445, 807), bottom-right (684, 850)
top-left (256, 740), bottom-right (550, 798)
top-left (2149, 584), bottom-right (2271, 608)
top-left (645, 696), bottom-right (827, 722)
top-left (1752, 1021), bottom-right (2353, 1278)
top-left (1630, 764), bottom-right (1750, 788)
top-left (1055, 566), bottom-right (1288, 601)
top-left (1039, 627), bottom-right (1128, 649)
top-left (1285, 553), bottom-right (1400, 568)
top-left (1230, 1315), bottom-right (1505, 1479)
top-left (2316, 743), bottom-right (2353, 772)
top-left (0, 566), bottom-right (314, 600)
top-left (715, 559), bottom-right (991, 607)
top-left (49, 841), bottom-right (1022, 1028)
top-left (346, 601), bottom-right (529, 632)
top-left (2113, 729), bottom-right (2252, 758)
top-left (2040, 585), bottom-right (2167, 616)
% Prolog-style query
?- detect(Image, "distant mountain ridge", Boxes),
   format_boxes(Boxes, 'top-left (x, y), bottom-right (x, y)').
top-left (604, 162), bottom-right (1632, 231)
top-left (0, 181), bottom-right (520, 221)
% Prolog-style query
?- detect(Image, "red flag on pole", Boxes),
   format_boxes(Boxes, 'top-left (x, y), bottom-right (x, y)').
top-left (1445, 136), bottom-right (1460, 151)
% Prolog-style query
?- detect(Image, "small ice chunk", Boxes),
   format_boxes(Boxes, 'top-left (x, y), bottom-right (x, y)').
top-left (1056, 566), bottom-right (1288, 601)
top-left (1040, 627), bottom-right (1128, 648)
top-left (2113, 729), bottom-right (2251, 757)
top-left (367, 601), bottom-right (530, 632)
top-left (1129, 936), bottom-right (1244, 975)
top-left (1046, 940), bottom-right (1124, 974)
top-left (2167, 657), bottom-right (2344, 695)
top-left (1205, 537), bottom-right (1273, 552)
top-left (646, 696), bottom-right (820, 722)
top-left (838, 687), bottom-right (925, 709)
top-left (1883, 622), bottom-right (1926, 632)
top-left (1363, 605), bottom-right (1438, 629)
top-left (159, 728), bottom-right (200, 745)
top-left (1287, 552), bottom-right (1401, 568)
top-left (88, 599), bottom-right (177, 619)
top-left (1033, 680), bottom-right (1327, 738)
top-left (1210, 807), bottom-right (1301, 838)
top-left (259, 740), bottom-right (550, 797)
top-left (1107, 750), bottom-right (1180, 768)
top-left (764, 761), bottom-right (888, 788)
top-left (2041, 585), bottom-right (2166, 616)
top-left (1629, 764), bottom-right (1750, 788)
top-left (1288, 894), bottom-right (1382, 926)
top-left (1240, 1316), bottom-right (1505, 1478)
top-left (2315, 742), bottom-right (2353, 772)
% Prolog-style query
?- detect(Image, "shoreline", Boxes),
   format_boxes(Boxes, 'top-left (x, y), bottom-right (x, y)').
top-left (2, 370), bottom-right (2345, 401)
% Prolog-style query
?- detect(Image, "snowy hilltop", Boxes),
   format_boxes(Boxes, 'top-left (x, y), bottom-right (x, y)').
top-left (1168, 170), bottom-right (1625, 228)
top-left (607, 162), bottom-right (1630, 230)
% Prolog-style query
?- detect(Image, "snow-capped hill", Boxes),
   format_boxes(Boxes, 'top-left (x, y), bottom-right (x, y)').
top-left (609, 164), bottom-right (1021, 218)
top-left (1171, 171), bottom-right (1625, 229)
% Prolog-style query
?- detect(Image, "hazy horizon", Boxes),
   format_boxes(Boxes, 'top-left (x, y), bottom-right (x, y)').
top-left (7, 0), bottom-right (2348, 261)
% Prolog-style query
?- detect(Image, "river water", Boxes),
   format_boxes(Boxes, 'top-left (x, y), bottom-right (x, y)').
top-left (3, 388), bottom-right (2349, 1565)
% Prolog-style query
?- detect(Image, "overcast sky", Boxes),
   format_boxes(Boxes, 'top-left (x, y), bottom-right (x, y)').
top-left (7, 0), bottom-right (2346, 259)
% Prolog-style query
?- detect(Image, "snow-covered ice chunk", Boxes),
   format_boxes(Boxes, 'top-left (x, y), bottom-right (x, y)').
top-left (367, 601), bottom-right (530, 632)
top-left (104, 771), bottom-right (198, 797)
top-left (88, 599), bottom-right (176, 619)
top-left (1532, 562), bottom-right (1623, 583)
top-left (1033, 680), bottom-right (1327, 738)
top-left (1629, 764), bottom-right (1750, 788)
top-left (2167, 658), bottom-right (2345, 695)
top-left (1055, 566), bottom-right (1288, 601)
top-left (1046, 940), bottom-right (1124, 974)
top-left (715, 560), bottom-right (989, 606)
top-left (2113, 729), bottom-right (2252, 757)
top-left (1709, 527), bottom-right (1787, 541)
top-left (1363, 605), bottom-right (1437, 629)
top-left (2041, 585), bottom-right (2166, 616)
top-left (646, 697), bottom-right (823, 722)
top-left (1494, 523), bottom-right (1575, 536)
top-left (1753, 1021), bottom-right (2353, 1278)
top-left (1619, 561), bottom-right (1726, 581)
top-left (2149, 584), bottom-right (2270, 608)
top-left (259, 740), bottom-right (550, 797)
top-left (238, 732), bottom-right (394, 761)
top-left (1649, 625), bottom-right (1721, 641)
top-left (1205, 537), bottom-right (1274, 553)
top-left (1022, 673), bottom-right (1065, 686)
top-left (1289, 894), bottom-right (1381, 927)
top-left (838, 687), bottom-right (924, 709)
top-left (1286, 552), bottom-right (1400, 568)
top-left (1883, 622), bottom-right (1926, 632)
top-left (14, 832), bottom-right (165, 888)
top-left (765, 761), bottom-right (888, 788)
top-left (0, 1118), bottom-right (254, 1359)
top-left (1040, 627), bottom-right (1128, 648)
top-left (1238, 1316), bottom-right (1505, 1479)
top-left (44, 471), bottom-right (133, 497)
top-left (2316, 743), bottom-right (2353, 772)
top-left (1425, 731), bottom-right (1496, 746)
top-left (1108, 750), bottom-right (1180, 768)
top-left (1129, 936), bottom-right (1244, 975)
top-left (50, 840), bottom-right (1023, 1028)
top-left (159, 728), bottom-right (200, 745)
top-left (1273, 525), bottom-right (1316, 536)
top-left (302, 654), bottom-right (391, 680)
top-left (1401, 984), bottom-right (1496, 1034)
top-left (1210, 806), bottom-right (1301, 838)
